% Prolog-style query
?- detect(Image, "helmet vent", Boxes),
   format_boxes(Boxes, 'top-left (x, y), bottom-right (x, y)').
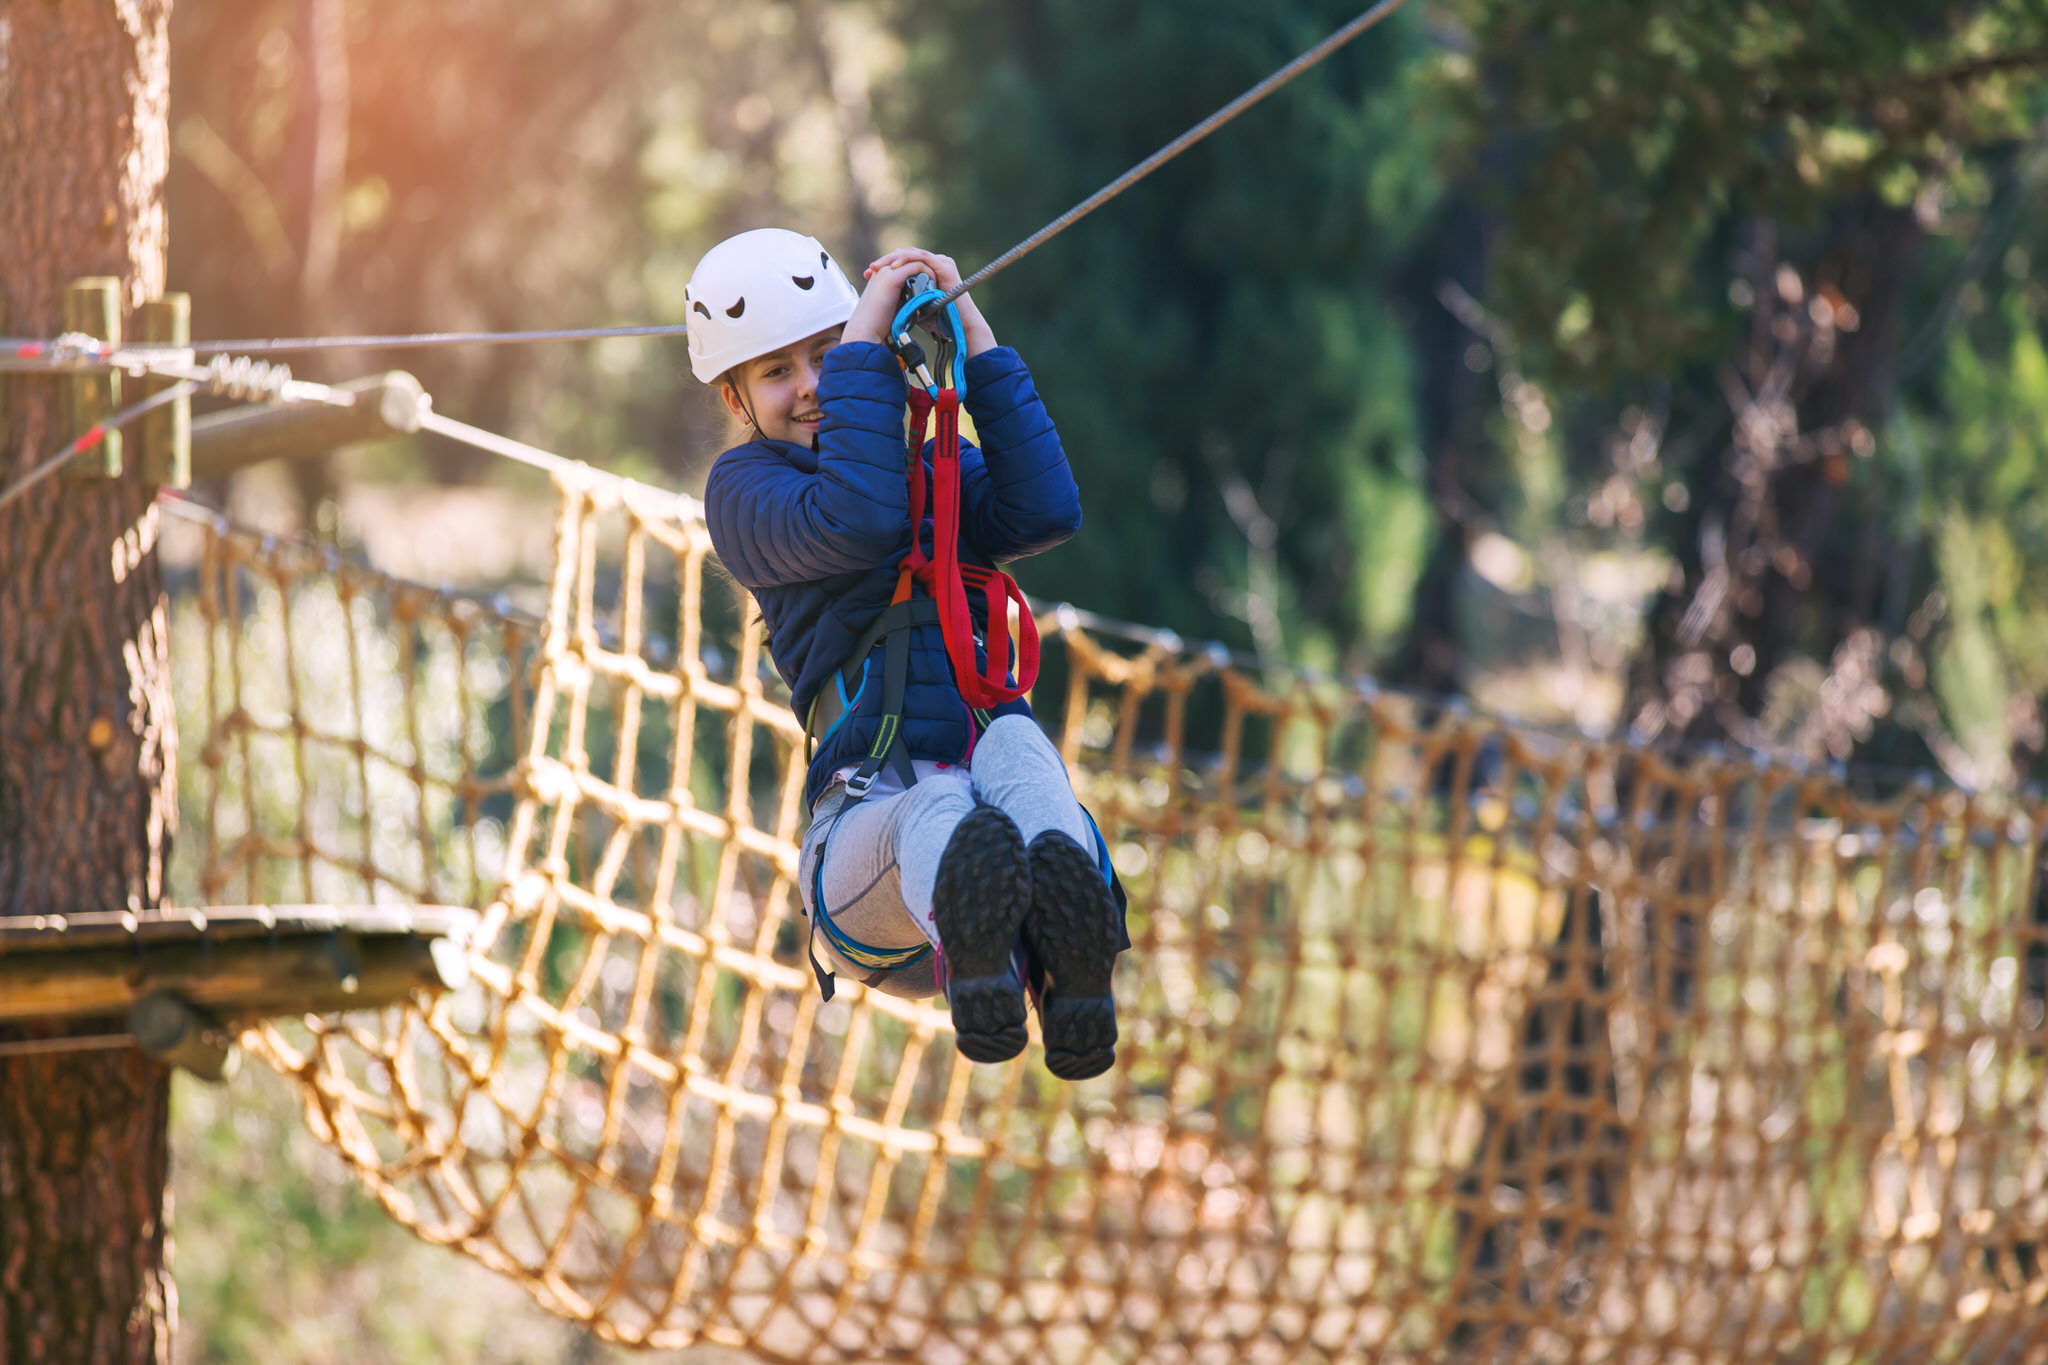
top-left (692, 301), bottom-right (711, 320)
top-left (725, 298), bottom-right (746, 319)
top-left (820, 250), bottom-right (831, 269)
top-left (791, 275), bottom-right (815, 290)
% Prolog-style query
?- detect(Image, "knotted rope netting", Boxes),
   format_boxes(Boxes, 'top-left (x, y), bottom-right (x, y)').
top-left (162, 471), bottom-right (2048, 1363)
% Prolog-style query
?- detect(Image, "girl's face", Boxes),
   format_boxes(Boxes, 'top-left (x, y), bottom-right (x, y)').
top-left (722, 327), bottom-right (839, 447)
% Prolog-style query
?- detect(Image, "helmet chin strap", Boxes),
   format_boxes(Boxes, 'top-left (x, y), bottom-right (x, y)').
top-left (725, 379), bottom-right (763, 437)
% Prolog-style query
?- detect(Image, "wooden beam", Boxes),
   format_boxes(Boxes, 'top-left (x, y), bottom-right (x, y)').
top-left (190, 369), bottom-right (428, 479)
top-left (0, 903), bottom-right (478, 953)
top-left (0, 929), bottom-right (469, 1025)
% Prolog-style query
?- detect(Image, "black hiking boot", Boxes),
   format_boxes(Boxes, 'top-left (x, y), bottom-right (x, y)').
top-left (932, 805), bottom-right (1032, 1064)
top-left (1021, 830), bottom-right (1121, 1080)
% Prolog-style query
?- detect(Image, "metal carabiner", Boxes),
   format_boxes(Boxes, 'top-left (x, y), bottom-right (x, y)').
top-left (887, 276), bottom-right (969, 399)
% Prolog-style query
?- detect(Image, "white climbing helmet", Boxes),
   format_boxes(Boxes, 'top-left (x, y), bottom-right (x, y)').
top-left (685, 228), bottom-right (861, 384)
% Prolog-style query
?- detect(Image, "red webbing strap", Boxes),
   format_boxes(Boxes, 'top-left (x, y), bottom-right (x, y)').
top-left (900, 387), bottom-right (1038, 707)
top-left (896, 390), bottom-right (932, 607)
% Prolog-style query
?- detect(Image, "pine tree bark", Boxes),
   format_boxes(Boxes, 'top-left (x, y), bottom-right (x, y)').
top-left (1626, 202), bottom-right (1921, 748)
top-left (0, 4), bottom-right (179, 1363)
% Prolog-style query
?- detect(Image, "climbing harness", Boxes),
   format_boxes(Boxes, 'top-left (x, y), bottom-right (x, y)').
top-left (800, 274), bottom-right (1031, 798)
top-left (798, 276), bottom-right (1048, 999)
top-left (797, 280), bottom-right (1126, 999)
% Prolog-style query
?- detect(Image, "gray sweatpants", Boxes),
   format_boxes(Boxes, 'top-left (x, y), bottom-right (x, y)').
top-left (798, 714), bottom-right (1094, 999)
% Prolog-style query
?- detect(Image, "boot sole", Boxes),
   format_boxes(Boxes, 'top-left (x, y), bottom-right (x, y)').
top-left (932, 806), bottom-right (1031, 1064)
top-left (1024, 831), bottom-right (1121, 1080)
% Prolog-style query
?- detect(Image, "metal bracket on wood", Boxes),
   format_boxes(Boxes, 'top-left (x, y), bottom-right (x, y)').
top-left (63, 277), bottom-right (122, 479)
top-left (139, 294), bottom-right (192, 488)
top-left (129, 991), bottom-right (238, 1082)
top-left (190, 370), bottom-right (428, 479)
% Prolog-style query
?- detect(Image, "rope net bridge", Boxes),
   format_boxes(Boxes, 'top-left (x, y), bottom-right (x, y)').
top-left (162, 465), bottom-right (2048, 1364)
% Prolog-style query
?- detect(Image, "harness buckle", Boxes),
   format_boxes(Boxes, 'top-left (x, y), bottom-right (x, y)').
top-left (842, 770), bottom-right (875, 800)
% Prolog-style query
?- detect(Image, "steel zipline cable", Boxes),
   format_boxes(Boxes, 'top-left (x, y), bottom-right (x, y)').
top-left (1, 324), bottom-right (692, 360)
top-left (183, 323), bottom-right (691, 356)
top-left (938, 0), bottom-right (1413, 306)
top-left (0, 0), bottom-right (1414, 362)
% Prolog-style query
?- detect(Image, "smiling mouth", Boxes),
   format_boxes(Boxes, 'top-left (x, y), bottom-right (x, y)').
top-left (794, 412), bottom-right (822, 424)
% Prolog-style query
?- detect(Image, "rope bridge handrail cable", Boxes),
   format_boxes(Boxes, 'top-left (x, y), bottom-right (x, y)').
top-left (0, 350), bottom-right (350, 511)
top-left (418, 410), bottom-right (704, 521)
top-left (0, 342), bottom-right (692, 519)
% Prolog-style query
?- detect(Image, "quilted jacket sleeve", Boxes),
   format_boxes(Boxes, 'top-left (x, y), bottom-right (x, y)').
top-left (956, 346), bottom-right (1082, 562)
top-left (704, 342), bottom-right (911, 590)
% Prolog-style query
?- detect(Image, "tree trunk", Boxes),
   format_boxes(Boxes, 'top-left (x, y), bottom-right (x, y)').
top-left (1627, 202), bottom-right (1921, 749)
top-left (0, 4), bottom-right (179, 1363)
top-left (1389, 189), bottom-right (1491, 692)
top-left (1454, 202), bottom-right (1927, 1338)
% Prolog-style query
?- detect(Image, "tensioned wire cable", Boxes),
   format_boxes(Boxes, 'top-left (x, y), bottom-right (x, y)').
top-left (0, 382), bottom-right (200, 513)
top-left (938, 0), bottom-right (1414, 305)
top-left (3, 0), bottom-right (1415, 361)
top-left (0, 323), bottom-right (694, 358)
top-left (183, 324), bottom-right (691, 356)
top-left (0, 353), bottom-right (347, 511)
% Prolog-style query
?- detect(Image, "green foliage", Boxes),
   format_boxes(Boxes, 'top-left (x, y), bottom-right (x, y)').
top-left (884, 0), bottom-right (1442, 662)
top-left (1889, 279), bottom-right (2048, 774)
top-left (1453, 0), bottom-right (2048, 379)
top-left (173, 1069), bottom-right (763, 1364)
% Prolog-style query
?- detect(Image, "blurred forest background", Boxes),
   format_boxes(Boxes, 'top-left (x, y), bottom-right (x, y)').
top-left (158, 0), bottom-right (2048, 1359)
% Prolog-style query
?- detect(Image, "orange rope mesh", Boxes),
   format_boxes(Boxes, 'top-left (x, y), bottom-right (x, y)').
top-left (164, 474), bottom-right (2048, 1362)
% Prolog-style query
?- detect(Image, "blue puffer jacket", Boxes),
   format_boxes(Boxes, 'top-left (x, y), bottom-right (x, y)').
top-left (705, 341), bottom-right (1081, 810)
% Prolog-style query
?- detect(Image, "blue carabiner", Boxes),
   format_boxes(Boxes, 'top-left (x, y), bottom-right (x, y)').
top-left (889, 287), bottom-right (969, 400)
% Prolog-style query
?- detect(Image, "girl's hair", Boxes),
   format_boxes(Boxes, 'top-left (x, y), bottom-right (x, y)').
top-left (702, 367), bottom-right (766, 628)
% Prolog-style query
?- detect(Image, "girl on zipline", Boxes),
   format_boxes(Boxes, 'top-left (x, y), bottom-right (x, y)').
top-left (688, 228), bottom-right (1126, 1080)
